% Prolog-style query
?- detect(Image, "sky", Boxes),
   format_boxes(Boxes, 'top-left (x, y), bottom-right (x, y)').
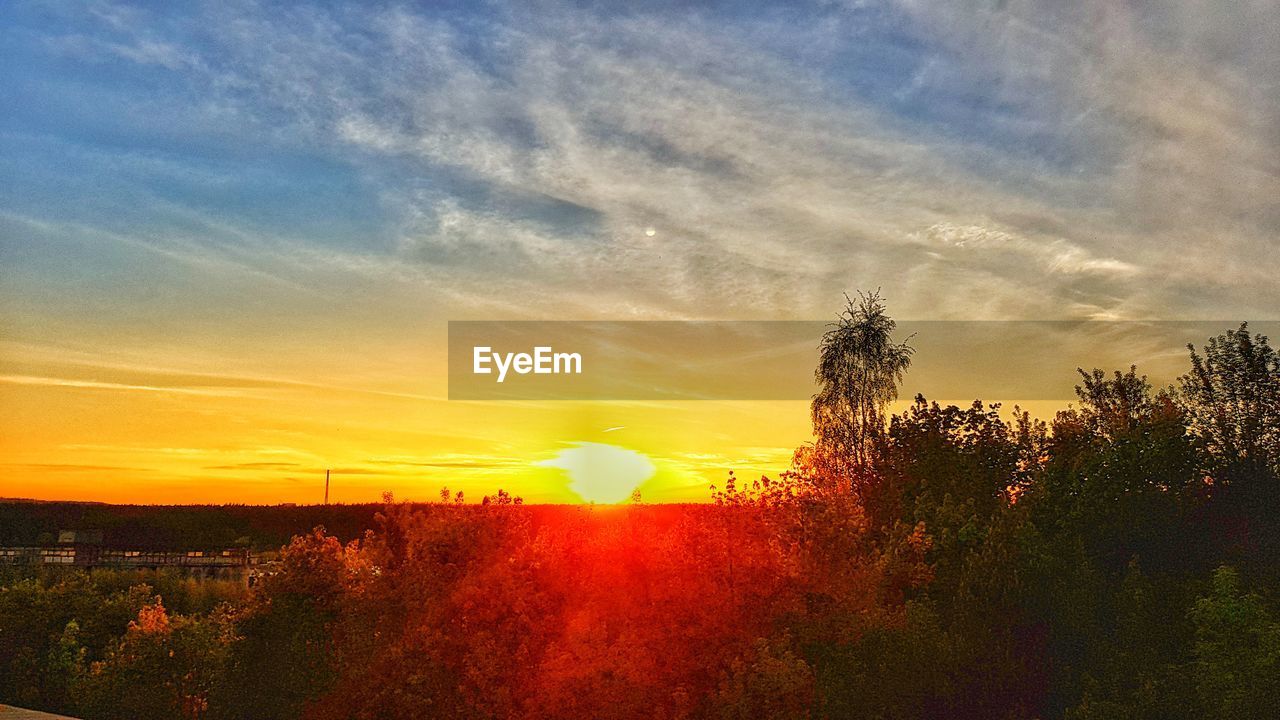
top-left (1, 0), bottom-right (1277, 504)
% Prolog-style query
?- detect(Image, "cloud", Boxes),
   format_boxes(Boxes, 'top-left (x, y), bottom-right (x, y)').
top-left (0, 343), bottom-right (441, 402)
top-left (1, 463), bottom-right (152, 473)
top-left (4, 0), bottom-right (1278, 328)
top-left (367, 454), bottom-right (528, 470)
top-left (232, 2), bottom-right (1276, 318)
top-left (921, 223), bottom-right (1140, 278)
top-left (882, 1), bottom-right (1278, 307)
top-left (204, 462), bottom-right (302, 470)
top-left (0, 374), bottom-right (245, 397)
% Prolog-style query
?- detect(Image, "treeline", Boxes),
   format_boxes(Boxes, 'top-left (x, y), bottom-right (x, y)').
top-left (2, 298), bottom-right (1279, 719)
top-left (0, 502), bottom-right (387, 551)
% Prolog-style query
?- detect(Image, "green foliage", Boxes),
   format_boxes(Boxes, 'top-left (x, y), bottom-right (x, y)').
top-left (1033, 367), bottom-right (1198, 571)
top-left (807, 601), bottom-right (954, 720)
top-left (0, 569), bottom-right (244, 718)
top-left (212, 529), bottom-right (362, 720)
top-left (76, 600), bottom-right (236, 720)
top-left (1188, 566), bottom-right (1280, 719)
top-left (877, 398), bottom-right (1037, 581)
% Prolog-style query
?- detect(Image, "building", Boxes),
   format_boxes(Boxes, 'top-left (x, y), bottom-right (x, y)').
top-left (0, 530), bottom-right (257, 584)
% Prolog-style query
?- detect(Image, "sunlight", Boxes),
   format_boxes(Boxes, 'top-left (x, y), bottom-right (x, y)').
top-left (536, 442), bottom-right (656, 503)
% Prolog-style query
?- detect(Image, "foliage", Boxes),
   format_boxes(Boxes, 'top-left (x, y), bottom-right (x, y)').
top-left (1181, 323), bottom-right (1280, 483)
top-left (3, 309), bottom-right (1280, 720)
top-left (76, 599), bottom-right (236, 720)
top-left (808, 291), bottom-right (914, 492)
top-left (1186, 566), bottom-right (1280, 718)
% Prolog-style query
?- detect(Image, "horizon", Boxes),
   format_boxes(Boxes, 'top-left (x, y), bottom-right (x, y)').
top-left (3, 4), bottom-right (1279, 720)
top-left (3, 1), bottom-right (1278, 505)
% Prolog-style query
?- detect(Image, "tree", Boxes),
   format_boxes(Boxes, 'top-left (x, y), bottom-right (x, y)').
top-left (76, 598), bottom-right (236, 720)
top-left (1073, 367), bottom-right (1164, 442)
top-left (714, 639), bottom-right (814, 720)
top-left (1188, 566), bottom-right (1280, 719)
top-left (807, 291), bottom-right (914, 495)
top-left (1033, 366), bottom-right (1198, 571)
top-left (1180, 323), bottom-right (1280, 491)
top-left (876, 397), bottom-right (1043, 606)
top-left (214, 529), bottom-right (362, 720)
top-left (1025, 367), bottom-right (1201, 718)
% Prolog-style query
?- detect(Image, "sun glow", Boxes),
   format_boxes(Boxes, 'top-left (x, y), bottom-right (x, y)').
top-left (536, 442), bottom-right (656, 503)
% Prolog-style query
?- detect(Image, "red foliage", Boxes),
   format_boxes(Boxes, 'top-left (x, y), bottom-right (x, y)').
top-left (267, 480), bottom-right (931, 719)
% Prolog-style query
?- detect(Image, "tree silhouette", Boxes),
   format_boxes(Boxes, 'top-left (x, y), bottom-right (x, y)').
top-left (807, 291), bottom-right (914, 495)
top-left (1181, 323), bottom-right (1280, 488)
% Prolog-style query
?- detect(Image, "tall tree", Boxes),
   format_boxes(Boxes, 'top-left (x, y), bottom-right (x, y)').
top-left (1180, 323), bottom-right (1280, 488)
top-left (808, 291), bottom-right (914, 494)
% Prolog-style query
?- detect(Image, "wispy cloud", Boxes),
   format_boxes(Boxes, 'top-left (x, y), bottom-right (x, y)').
top-left (367, 454), bottom-right (529, 471)
top-left (5, 0), bottom-right (1276, 325)
top-left (0, 374), bottom-right (245, 397)
top-left (0, 342), bottom-right (440, 401)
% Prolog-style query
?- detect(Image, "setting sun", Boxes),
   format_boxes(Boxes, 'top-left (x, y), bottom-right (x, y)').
top-left (1, 2), bottom-right (1277, 718)
top-left (536, 442), bottom-right (656, 503)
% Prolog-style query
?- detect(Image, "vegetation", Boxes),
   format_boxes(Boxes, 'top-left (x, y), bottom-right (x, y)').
top-left (2, 308), bottom-right (1278, 719)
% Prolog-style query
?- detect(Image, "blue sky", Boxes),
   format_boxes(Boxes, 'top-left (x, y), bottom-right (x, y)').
top-left (4, 0), bottom-right (1277, 332)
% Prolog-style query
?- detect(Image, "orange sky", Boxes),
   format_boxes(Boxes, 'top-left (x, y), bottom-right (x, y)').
top-left (0, 313), bottom-right (1221, 504)
top-left (0, 333), bottom-right (1068, 505)
top-left (0, 364), bottom-right (806, 504)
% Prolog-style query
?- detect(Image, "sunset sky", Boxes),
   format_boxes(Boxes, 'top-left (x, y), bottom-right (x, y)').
top-left (2, 1), bottom-right (1277, 504)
